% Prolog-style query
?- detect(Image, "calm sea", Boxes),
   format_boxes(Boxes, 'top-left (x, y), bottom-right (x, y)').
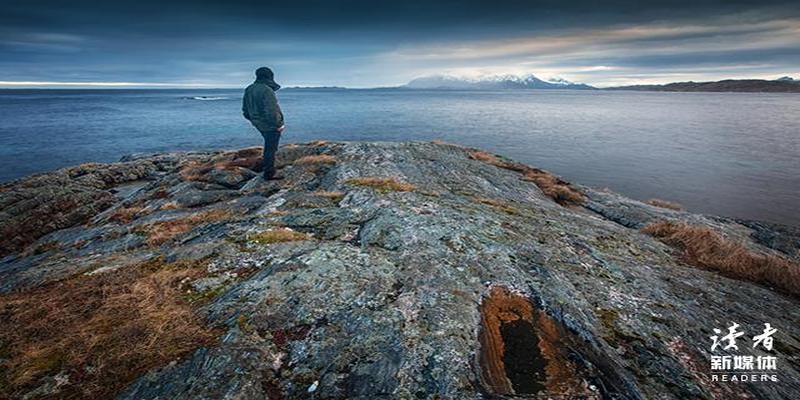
top-left (1, 88), bottom-right (798, 226)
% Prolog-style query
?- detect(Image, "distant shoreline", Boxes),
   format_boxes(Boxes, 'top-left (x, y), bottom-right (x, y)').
top-left (3, 87), bottom-right (800, 94)
top-left (3, 81), bottom-right (800, 93)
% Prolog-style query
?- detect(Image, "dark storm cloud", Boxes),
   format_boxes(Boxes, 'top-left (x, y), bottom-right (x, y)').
top-left (0, 0), bottom-right (798, 87)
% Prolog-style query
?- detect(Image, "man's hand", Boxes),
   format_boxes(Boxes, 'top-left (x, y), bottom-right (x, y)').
top-left (277, 125), bottom-right (285, 133)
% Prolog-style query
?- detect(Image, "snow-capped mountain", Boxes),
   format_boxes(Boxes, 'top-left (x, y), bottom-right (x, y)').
top-left (404, 74), bottom-right (595, 90)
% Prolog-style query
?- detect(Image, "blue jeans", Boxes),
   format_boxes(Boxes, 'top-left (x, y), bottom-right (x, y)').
top-left (259, 130), bottom-right (281, 178)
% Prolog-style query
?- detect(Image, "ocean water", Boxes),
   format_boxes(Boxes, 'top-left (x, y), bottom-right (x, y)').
top-left (1, 88), bottom-right (798, 226)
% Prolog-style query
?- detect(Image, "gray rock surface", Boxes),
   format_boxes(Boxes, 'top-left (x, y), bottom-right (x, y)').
top-left (1, 141), bottom-right (798, 399)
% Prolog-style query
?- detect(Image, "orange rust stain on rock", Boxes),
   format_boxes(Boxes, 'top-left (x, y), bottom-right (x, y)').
top-left (536, 310), bottom-right (589, 395)
top-left (477, 286), bottom-right (534, 395)
top-left (477, 286), bottom-right (598, 398)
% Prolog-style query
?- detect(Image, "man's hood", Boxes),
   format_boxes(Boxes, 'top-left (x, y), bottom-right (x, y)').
top-left (255, 77), bottom-right (281, 91)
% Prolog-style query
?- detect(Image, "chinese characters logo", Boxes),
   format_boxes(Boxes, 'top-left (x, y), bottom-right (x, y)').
top-left (709, 322), bottom-right (778, 383)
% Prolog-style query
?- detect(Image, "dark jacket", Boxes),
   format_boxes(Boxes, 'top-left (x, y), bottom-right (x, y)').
top-left (242, 79), bottom-right (284, 131)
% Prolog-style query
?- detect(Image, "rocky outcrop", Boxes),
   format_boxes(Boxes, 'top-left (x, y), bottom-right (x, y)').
top-left (1, 141), bottom-right (798, 399)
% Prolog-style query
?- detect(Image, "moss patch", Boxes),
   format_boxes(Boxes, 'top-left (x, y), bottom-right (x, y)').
top-left (250, 228), bottom-right (311, 244)
top-left (345, 177), bottom-right (416, 193)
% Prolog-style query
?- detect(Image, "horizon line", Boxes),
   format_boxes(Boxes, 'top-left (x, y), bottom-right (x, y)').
top-left (0, 75), bottom-right (795, 90)
top-left (0, 81), bottom-right (234, 89)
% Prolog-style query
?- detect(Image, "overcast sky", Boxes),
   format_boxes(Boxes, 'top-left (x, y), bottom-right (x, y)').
top-left (1, 0), bottom-right (799, 88)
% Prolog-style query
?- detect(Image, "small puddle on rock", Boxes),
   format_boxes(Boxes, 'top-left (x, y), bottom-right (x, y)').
top-left (477, 286), bottom-right (604, 398)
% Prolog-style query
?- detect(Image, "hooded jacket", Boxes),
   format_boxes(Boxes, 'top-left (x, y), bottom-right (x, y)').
top-left (242, 78), bottom-right (284, 132)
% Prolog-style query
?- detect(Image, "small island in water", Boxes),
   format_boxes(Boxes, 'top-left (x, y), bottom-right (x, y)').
top-left (1, 141), bottom-right (799, 399)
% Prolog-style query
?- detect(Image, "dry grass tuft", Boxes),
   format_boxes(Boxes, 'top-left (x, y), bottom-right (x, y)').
top-left (108, 204), bottom-right (146, 224)
top-left (345, 177), bottom-right (416, 193)
top-left (643, 220), bottom-right (800, 296)
top-left (160, 201), bottom-right (180, 210)
top-left (0, 258), bottom-right (220, 399)
top-left (522, 169), bottom-right (585, 206)
top-left (138, 209), bottom-right (232, 246)
top-left (213, 147), bottom-right (263, 171)
top-left (431, 139), bottom-right (462, 147)
top-left (475, 197), bottom-right (521, 215)
top-left (468, 150), bottom-right (527, 172)
top-left (468, 150), bottom-right (584, 206)
top-left (293, 154), bottom-right (337, 166)
top-left (646, 199), bottom-right (684, 211)
top-left (250, 228), bottom-right (310, 244)
top-left (179, 148), bottom-right (263, 182)
top-left (148, 189), bottom-right (170, 200)
top-left (313, 191), bottom-right (345, 202)
top-left (178, 160), bottom-right (215, 182)
top-left (468, 150), bottom-right (500, 163)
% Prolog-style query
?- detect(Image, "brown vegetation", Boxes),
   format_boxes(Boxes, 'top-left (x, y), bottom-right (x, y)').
top-left (137, 209), bottom-right (232, 246)
top-left (646, 199), bottom-right (684, 211)
top-left (250, 228), bottom-right (311, 244)
top-left (179, 148), bottom-right (263, 181)
top-left (475, 197), bottom-right (521, 215)
top-left (293, 154), bottom-right (337, 166)
top-left (430, 139), bottom-right (462, 147)
top-left (0, 258), bottom-right (220, 399)
top-left (345, 177), bottom-right (416, 193)
top-left (148, 189), bottom-right (170, 200)
top-left (178, 160), bottom-right (212, 182)
top-left (159, 201), bottom-right (180, 210)
top-left (216, 147), bottom-right (262, 169)
top-left (468, 150), bottom-right (584, 206)
top-left (642, 220), bottom-right (800, 296)
top-left (108, 204), bottom-right (146, 224)
top-left (521, 169), bottom-right (584, 206)
top-left (468, 150), bottom-right (528, 172)
top-left (313, 191), bottom-right (345, 202)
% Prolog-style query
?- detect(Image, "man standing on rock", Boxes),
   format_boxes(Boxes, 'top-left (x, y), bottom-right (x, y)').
top-left (243, 67), bottom-right (285, 180)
